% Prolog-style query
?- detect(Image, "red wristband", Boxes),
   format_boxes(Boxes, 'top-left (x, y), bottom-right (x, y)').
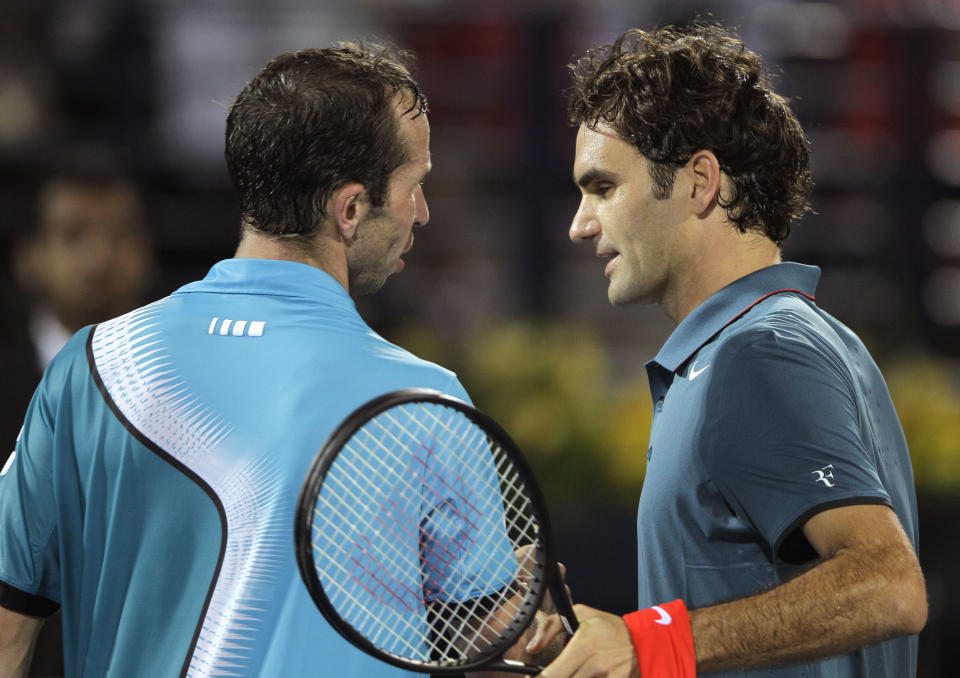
top-left (622, 599), bottom-right (695, 678)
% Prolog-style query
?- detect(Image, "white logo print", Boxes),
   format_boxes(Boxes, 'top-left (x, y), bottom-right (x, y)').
top-left (651, 605), bottom-right (673, 625)
top-left (689, 360), bottom-right (711, 380)
top-left (812, 464), bottom-right (836, 487)
top-left (207, 317), bottom-right (266, 337)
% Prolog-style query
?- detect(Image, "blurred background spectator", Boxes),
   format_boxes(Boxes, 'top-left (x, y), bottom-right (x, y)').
top-left (0, 0), bottom-right (958, 675)
top-left (1, 147), bottom-right (154, 457)
top-left (0, 147), bottom-right (153, 678)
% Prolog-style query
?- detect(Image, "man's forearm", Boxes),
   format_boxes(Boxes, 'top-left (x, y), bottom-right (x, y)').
top-left (691, 538), bottom-right (926, 673)
top-left (0, 607), bottom-right (42, 678)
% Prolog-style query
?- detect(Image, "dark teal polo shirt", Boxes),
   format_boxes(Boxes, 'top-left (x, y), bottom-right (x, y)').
top-left (639, 263), bottom-right (918, 678)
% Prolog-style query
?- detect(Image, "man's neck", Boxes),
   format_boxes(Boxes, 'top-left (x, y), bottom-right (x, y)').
top-left (662, 229), bottom-right (782, 325)
top-left (234, 229), bottom-right (350, 292)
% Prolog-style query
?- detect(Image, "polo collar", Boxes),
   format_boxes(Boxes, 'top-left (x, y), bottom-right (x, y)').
top-left (650, 262), bottom-right (820, 373)
top-left (177, 258), bottom-right (357, 310)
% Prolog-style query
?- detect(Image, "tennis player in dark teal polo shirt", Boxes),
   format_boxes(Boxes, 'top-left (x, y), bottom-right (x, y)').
top-left (531, 22), bottom-right (927, 678)
top-left (639, 262), bottom-right (918, 677)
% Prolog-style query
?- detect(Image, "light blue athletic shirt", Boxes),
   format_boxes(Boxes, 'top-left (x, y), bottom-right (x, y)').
top-left (0, 258), bottom-right (504, 677)
top-left (640, 263), bottom-right (919, 678)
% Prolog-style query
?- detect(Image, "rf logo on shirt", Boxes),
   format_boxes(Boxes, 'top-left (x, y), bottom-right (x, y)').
top-left (812, 464), bottom-right (836, 487)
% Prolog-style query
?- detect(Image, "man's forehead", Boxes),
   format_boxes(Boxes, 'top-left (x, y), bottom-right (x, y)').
top-left (576, 122), bottom-right (633, 153)
top-left (40, 182), bottom-right (144, 232)
top-left (579, 120), bottom-right (625, 140)
top-left (574, 121), bottom-right (640, 175)
top-left (397, 107), bottom-right (430, 165)
top-left (44, 182), bottom-right (136, 211)
top-left (393, 89), bottom-right (425, 123)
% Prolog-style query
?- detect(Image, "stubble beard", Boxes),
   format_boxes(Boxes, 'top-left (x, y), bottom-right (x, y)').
top-left (347, 266), bottom-right (387, 297)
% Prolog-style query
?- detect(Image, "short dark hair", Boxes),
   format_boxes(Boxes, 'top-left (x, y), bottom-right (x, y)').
top-left (567, 21), bottom-right (812, 243)
top-left (225, 42), bottom-right (427, 238)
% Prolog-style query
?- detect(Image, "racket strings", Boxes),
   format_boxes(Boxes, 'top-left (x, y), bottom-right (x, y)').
top-left (329, 416), bottom-right (517, 595)
top-left (309, 402), bottom-right (545, 666)
top-left (372, 405), bottom-right (541, 597)
top-left (316, 460), bottom-right (527, 661)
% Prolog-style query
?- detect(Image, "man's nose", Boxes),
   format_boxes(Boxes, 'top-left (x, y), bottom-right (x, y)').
top-left (569, 199), bottom-right (599, 242)
top-left (414, 184), bottom-right (429, 227)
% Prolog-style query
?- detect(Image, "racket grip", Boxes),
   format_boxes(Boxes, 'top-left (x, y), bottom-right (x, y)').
top-left (551, 562), bottom-right (579, 635)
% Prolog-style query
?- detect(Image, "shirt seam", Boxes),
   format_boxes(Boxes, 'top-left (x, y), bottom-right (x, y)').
top-left (27, 380), bottom-right (63, 603)
top-left (173, 287), bottom-right (351, 301)
top-left (676, 289), bottom-right (817, 372)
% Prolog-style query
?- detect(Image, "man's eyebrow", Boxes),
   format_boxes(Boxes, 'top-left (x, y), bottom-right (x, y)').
top-left (574, 168), bottom-right (618, 189)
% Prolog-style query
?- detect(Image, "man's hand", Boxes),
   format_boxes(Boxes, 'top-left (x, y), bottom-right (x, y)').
top-left (537, 605), bottom-right (638, 678)
top-left (468, 552), bottom-right (572, 678)
top-left (523, 558), bottom-right (572, 656)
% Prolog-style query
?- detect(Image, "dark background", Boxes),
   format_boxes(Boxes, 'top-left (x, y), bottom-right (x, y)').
top-left (1, 0), bottom-right (958, 674)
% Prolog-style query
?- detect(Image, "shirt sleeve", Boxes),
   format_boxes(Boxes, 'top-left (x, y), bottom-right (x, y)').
top-left (0, 374), bottom-right (62, 616)
top-left (701, 325), bottom-right (891, 563)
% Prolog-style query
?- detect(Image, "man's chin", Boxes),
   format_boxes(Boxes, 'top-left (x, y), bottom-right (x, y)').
top-left (349, 258), bottom-right (407, 297)
top-left (348, 274), bottom-right (389, 298)
top-left (607, 285), bottom-right (650, 307)
top-left (607, 285), bottom-right (628, 306)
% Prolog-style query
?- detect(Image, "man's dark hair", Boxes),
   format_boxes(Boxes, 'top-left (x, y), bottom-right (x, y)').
top-left (567, 22), bottom-right (812, 243)
top-left (225, 42), bottom-right (427, 238)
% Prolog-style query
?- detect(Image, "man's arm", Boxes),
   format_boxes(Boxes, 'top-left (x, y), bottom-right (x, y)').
top-left (0, 606), bottom-right (42, 678)
top-left (691, 503), bottom-right (925, 672)
top-left (537, 503), bottom-right (926, 677)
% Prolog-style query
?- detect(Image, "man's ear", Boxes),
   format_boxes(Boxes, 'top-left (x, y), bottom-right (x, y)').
top-left (688, 150), bottom-right (723, 216)
top-left (330, 182), bottom-right (368, 242)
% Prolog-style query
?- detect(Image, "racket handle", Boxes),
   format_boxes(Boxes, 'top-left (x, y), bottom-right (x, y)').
top-left (551, 562), bottom-right (579, 635)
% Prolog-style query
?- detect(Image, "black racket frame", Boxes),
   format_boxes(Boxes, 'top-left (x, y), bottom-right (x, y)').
top-left (294, 388), bottom-right (574, 675)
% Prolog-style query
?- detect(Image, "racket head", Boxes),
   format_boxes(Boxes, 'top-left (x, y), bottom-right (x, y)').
top-left (294, 388), bottom-right (561, 674)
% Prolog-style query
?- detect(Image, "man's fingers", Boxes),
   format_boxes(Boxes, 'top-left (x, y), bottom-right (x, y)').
top-left (535, 621), bottom-right (598, 678)
top-left (526, 611), bottom-right (567, 653)
top-left (516, 546), bottom-right (536, 574)
top-left (535, 605), bottom-right (640, 678)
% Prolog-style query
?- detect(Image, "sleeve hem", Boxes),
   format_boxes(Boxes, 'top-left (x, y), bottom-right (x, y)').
top-left (0, 580), bottom-right (59, 618)
top-left (773, 494), bottom-right (891, 563)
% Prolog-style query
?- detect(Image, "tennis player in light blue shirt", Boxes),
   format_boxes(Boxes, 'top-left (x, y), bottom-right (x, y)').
top-left (0, 44), bottom-right (505, 678)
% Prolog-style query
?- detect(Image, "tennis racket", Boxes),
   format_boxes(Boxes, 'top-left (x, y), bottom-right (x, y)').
top-left (294, 388), bottom-right (577, 675)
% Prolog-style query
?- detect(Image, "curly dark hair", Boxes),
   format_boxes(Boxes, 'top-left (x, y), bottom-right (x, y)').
top-left (225, 42), bottom-right (427, 238)
top-left (567, 22), bottom-right (812, 243)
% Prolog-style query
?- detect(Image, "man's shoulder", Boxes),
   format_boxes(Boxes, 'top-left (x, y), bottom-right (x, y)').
top-left (43, 326), bottom-right (95, 376)
top-left (714, 293), bottom-right (864, 367)
top-left (365, 336), bottom-right (461, 389)
top-left (693, 298), bottom-right (876, 405)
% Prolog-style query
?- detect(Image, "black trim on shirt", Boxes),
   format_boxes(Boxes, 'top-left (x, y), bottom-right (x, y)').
top-left (774, 496), bottom-right (891, 565)
top-left (85, 326), bottom-right (229, 678)
top-left (0, 580), bottom-right (60, 618)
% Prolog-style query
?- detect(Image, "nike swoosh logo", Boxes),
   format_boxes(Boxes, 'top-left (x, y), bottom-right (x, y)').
top-left (689, 361), bottom-right (711, 380)
top-left (652, 605), bottom-right (672, 625)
